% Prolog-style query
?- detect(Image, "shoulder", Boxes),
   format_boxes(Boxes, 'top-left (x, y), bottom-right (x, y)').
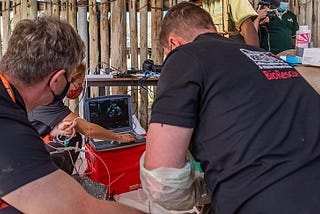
top-left (228, 0), bottom-right (257, 28)
top-left (229, 0), bottom-right (256, 12)
top-left (284, 10), bottom-right (297, 18)
top-left (30, 101), bottom-right (71, 119)
top-left (285, 10), bottom-right (296, 15)
top-left (0, 110), bottom-right (58, 197)
top-left (28, 101), bottom-right (71, 127)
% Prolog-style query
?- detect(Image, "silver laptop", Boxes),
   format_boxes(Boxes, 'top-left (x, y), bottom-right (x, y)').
top-left (84, 95), bottom-right (146, 152)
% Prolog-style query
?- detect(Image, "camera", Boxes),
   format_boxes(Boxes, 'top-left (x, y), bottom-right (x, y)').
top-left (266, 10), bottom-right (277, 20)
top-left (258, 0), bottom-right (278, 20)
top-left (142, 59), bottom-right (162, 73)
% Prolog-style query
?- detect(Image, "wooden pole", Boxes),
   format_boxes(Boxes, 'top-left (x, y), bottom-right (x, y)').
top-left (68, 0), bottom-right (79, 114)
top-left (150, 0), bottom-right (163, 126)
top-left (298, 0), bottom-right (307, 25)
top-left (110, 0), bottom-right (127, 95)
top-left (139, 0), bottom-right (148, 129)
top-left (99, 0), bottom-right (111, 95)
top-left (77, 0), bottom-right (88, 118)
top-left (89, 0), bottom-right (99, 97)
top-left (60, 0), bottom-right (68, 21)
top-left (305, 0), bottom-right (312, 28)
top-left (20, 0), bottom-right (37, 20)
top-left (77, 0), bottom-right (89, 65)
top-left (168, 0), bottom-right (176, 8)
top-left (151, 0), bottom-right (163, 65)
top-left (2, 0), bottom-right (10, 53)
top-left (12, 0), bottom-right (21, 26)
top-left (69, 0), bottom-right (77, 28)
top-left (129, 0), bottom-right (139, 117)
top-left (43, 0), bottom-right (53, 16)
top-left (52, 0), bottom-right (60, 17)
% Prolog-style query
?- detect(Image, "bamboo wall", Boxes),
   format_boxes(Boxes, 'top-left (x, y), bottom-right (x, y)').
top-left (0, 0), bottom-right (168, 130)
top-left (0, 0), bottom-right (319, 129)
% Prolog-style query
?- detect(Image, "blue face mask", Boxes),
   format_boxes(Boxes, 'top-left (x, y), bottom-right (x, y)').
top-left (277, 2), bottom-right (288, 12)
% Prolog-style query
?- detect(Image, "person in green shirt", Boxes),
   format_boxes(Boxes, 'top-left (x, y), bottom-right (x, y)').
top-left (259, 0), bottom-right (299, 54)
top-left (201, 0), bottom-right (259, 46)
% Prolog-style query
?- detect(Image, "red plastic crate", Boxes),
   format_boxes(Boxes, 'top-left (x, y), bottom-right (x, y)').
top-left (85, 143), bottom-right (146, 195)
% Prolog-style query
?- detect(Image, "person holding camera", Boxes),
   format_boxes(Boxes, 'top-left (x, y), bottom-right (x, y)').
top-left (248, 0), bottom-right (270, 32)
top-left (258, 0), bottom-right (299, 54)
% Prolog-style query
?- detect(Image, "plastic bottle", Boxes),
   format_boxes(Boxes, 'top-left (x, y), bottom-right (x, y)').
top-left (295, 25), bottom-right (311, 57)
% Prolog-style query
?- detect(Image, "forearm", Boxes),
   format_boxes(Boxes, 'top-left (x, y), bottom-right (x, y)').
top-left (253, 19), bottom-right (260, 32)
top-left (140, 152), bottom-right (211, 211)
top-left (3, 170), bottom-right (144, 214)
top-left (240, 19), bottom-right (260, 47)
top-left (76, 120), bottom-right (120, 141)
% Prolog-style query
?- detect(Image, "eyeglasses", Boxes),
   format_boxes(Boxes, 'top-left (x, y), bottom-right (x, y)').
top-left (71, 81), bottom-right (84, 89)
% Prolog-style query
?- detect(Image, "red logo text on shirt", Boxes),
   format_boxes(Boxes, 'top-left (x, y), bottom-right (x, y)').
top-left (263, 70), bottom-right (301, 80)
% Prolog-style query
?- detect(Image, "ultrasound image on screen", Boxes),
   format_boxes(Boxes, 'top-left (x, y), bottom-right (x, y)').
top-left (88, 97), bottom-right (130, 130)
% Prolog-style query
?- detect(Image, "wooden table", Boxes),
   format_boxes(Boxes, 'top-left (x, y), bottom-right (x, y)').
top-left (85, 76), bottom-right (158, 87)
top-left (277, 50), bottom-right (320, 94)
top-left (295, 65), bottom-right (320, 94)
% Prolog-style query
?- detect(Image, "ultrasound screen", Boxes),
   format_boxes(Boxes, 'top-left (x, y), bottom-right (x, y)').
top-left (88, 97), bottom-right (130, 130)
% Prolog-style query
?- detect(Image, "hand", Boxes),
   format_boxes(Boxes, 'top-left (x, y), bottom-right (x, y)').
top-left (256, 8), bottom-right (268, 22)
top-left (50, 121), bottom-right (74, 137)
top-left (117, 133), bottom-right (138, 143)
top-left (260, 16), bottom-right (270, 25)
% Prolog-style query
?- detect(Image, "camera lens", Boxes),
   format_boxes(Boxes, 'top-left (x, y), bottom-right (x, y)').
top-left (267, 10), bottom-right (276, 20)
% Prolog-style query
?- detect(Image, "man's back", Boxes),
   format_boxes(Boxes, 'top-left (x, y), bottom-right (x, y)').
top-left (154, 32), bottom-right (320, 213)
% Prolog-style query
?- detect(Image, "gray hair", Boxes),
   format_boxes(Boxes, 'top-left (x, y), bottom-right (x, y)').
top-left (0, 16), bottom-right (85, 85)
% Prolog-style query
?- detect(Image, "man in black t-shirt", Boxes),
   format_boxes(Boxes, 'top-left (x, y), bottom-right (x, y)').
top-left (140, 2), bottom-right (320, 214)
top-left (0, 17), bottom-right (142, 214)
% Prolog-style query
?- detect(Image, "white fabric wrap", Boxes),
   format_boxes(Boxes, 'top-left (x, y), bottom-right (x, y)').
top-left (140, 152), bottom-right (211, 211)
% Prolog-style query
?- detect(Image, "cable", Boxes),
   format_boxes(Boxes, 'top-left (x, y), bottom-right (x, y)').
top-left (138, 71), bottom-right (157, 99)
top-left (85, 146), bottom-right (112, 199)
top-left (48, 140), bottom-right (112, 198)
top-left (47, 139), bottom-right (84, 175)
top-left (55, 129), bottom-right (76, 145)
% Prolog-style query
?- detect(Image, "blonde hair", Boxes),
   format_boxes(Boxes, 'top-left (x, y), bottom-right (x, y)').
top-left (70, 63), bottom-right (86, 83)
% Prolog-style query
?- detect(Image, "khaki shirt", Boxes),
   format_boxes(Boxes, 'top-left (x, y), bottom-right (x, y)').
top-left (202, 0), bottom-right (257, 35)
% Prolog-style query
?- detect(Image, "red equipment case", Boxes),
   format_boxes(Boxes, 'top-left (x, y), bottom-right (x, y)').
top-left (85, 143), bottom-right (146, 195)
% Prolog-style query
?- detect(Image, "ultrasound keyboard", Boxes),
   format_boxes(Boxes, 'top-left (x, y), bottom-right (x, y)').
top-left (89, 132), bottom-right (146, 152)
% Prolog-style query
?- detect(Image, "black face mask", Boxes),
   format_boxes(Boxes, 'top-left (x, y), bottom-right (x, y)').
top-left (48, 71), bottom-right (70, 104)
top-left (51, 79), bottom-right (70, 102)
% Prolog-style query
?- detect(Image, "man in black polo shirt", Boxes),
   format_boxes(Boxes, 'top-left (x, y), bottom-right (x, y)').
top-left (140, 2), bottom-right (320, 213)
top-left (0, 16), bottom-right (142, 214)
